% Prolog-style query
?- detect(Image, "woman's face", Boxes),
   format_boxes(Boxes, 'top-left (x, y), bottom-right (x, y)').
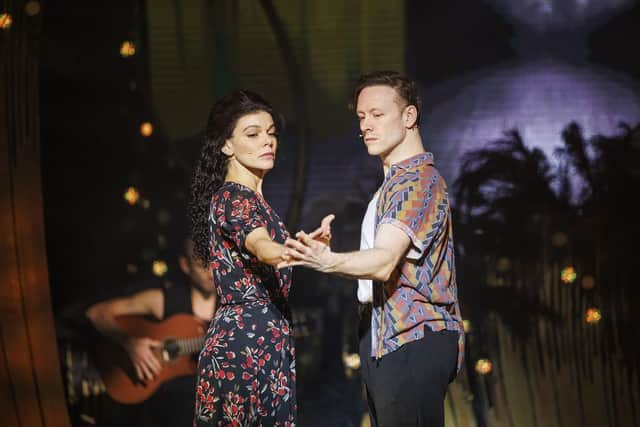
top-left (223, 110), bottom-right (278, 175)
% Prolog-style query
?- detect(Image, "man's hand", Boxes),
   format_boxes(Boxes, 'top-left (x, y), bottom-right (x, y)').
top-left (278, 230), bottom-right (334, 271)
top-left (279, 222), bottom-right (412, 282)
top-left (279, 214), bottom-right (335, 268)
top-left (124, 337), bottom-right (163, 382)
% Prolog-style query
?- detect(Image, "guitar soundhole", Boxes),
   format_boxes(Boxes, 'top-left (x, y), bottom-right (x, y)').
top-left (162, 339), bottom-right (181, 362)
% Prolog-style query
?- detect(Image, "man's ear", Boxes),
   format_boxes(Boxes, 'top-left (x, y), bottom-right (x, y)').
top-left (403, 105), bottom-right (418, 129)
top-left (178, 255), bottom-right (190, 276)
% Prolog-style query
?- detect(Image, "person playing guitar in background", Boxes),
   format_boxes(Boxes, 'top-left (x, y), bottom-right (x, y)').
top-left (85, 238), bottom-right (217, 427)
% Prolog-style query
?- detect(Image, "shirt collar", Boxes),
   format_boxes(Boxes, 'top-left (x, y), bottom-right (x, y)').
top-left (389, 152), bottom-right (434, 174)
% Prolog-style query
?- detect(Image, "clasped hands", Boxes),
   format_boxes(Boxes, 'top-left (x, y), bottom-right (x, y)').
top-left (277, 214), bottom-right (335, 271)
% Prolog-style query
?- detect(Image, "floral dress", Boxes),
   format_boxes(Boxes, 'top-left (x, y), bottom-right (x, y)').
top-left (194, 182), bottom-right (296, 427)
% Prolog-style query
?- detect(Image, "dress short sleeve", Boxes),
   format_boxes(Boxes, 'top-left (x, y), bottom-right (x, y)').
top-left (217, 187), bottom-right (268, 251)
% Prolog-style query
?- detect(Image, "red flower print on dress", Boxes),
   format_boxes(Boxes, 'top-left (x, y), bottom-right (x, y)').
top-left (194, 183), bottom-right (295, 426)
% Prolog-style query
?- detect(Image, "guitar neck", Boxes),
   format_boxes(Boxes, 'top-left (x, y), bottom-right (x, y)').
top-left (174, 336), bottom-right (204, 355)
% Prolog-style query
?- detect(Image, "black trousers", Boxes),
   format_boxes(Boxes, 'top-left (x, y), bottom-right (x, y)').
top-left (358, 309), bottom-right (459, 427)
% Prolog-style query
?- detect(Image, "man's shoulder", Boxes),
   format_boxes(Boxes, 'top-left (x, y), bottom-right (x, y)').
top-left (385, 162), bottom-right (442, 192)
top-left (133, 287), bottom-right (165, 316)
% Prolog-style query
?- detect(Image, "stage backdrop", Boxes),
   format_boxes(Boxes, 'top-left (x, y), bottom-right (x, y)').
top-left (0, 2), bottom-right (70, 426)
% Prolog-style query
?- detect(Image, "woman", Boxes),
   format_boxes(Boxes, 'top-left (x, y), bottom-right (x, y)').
top-left (188, 90), bottom-right (296, 426)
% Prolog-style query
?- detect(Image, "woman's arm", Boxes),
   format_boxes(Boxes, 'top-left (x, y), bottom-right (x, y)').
top-left (245, 214), bottom-right (335, 268)
top-left (245, 227), bottom-right (288, 267)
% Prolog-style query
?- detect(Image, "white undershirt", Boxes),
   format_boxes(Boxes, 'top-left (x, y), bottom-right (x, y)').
top-left (357, 185), bottom-right (426, 304)
top-left (357, 191), bottom-right (379, 303)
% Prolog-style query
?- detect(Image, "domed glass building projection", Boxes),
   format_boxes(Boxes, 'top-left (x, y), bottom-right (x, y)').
top-left (421, 0), bottom-right (640, 183)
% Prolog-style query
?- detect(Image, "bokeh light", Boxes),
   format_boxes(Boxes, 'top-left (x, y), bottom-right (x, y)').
top-left (475, 359), bottom-right (493, 375)
top-left (561, 266), bottom-right (577, 284)
top-left (463, 319), bottom-right (472, 333)
top-left (585, 307), bottom-right (602, 324)
top-left (152, 260), bottom-right (168, 277)
top-left (342, 352), bottom-right (361, 370)
top-left (123, 186), bottom-right (140, 205)
top-left (140, 122), bottom-right (153, 137)
top-left (0, 13), bottom-right (12, 30)
top-left (120, 41), bottom-right (136, 57)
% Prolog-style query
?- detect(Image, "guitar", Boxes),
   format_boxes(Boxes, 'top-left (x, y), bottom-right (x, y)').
top-left (93, 313), bottom-right (207, 404)
top-left (92, 309), bottom-right (322, 404)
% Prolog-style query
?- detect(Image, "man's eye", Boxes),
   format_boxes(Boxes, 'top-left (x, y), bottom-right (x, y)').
top-left (373, 113), bottom-right (382, 118)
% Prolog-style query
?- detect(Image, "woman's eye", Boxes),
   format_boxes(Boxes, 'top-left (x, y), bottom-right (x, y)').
top-left (247, 133), bottom-right (258, 138)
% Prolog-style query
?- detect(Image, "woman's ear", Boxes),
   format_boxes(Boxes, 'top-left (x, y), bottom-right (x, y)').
top-left (221, 141), bottom-right (233, 156)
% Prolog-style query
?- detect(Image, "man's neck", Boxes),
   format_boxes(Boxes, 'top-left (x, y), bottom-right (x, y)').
top-left (190, 285), bottom-right (216, 321)
top-left (381, 129), bottom-right (425, 175)
top-left (190, 285), bottom-right (215, 301)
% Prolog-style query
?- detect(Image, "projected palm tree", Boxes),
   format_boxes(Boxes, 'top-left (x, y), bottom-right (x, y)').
top-left (454, 122), bottom-right (640, 426)
top-left (454, 129), bottom-right (564, 376)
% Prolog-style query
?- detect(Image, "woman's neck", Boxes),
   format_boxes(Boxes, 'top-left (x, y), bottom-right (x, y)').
top-left (225, 162), bottom-right (264, 194)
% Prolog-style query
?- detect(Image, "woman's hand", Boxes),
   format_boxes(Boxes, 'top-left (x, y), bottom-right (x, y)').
top-left (278, 214), bottom-right (335, 269)
top-left (278, 230), bottom-right (335, 271)
top-left (307, 214), bottom-right (335, 246)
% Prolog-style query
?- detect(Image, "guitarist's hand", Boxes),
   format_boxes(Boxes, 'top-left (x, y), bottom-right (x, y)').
top-left (125, 337), bottom-right (163, 382)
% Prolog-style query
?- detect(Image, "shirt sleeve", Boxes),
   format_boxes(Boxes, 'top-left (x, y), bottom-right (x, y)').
top-left (377, 171), bottom-right (448, 260)
top-left (218, 188), bottom-right (267, 251)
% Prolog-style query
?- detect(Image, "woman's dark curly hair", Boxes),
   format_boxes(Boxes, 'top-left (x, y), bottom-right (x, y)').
top-left (188, 90), bottom-right (277, 264)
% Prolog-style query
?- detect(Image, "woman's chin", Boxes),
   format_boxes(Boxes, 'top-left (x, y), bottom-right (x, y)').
top-left (247, 163), bottom-right (274, 176)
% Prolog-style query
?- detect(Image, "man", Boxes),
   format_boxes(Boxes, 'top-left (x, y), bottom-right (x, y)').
top-left (280, 71), bottom-right (464, 427)
top-left (86, 238), bottom-right (217, 426)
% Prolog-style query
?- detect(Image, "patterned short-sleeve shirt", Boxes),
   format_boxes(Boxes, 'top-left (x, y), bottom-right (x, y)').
top-left (371, 152), bottom-right (465, 373)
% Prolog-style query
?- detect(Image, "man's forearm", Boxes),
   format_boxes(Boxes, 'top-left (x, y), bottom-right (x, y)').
top-left (323, 247), bottom-right (397, 282)
top-left (86, 307), bottom-right (130, 348)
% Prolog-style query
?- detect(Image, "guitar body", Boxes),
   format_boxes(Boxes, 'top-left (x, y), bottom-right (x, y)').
top-left (94, 313), bottom-right (207, 404)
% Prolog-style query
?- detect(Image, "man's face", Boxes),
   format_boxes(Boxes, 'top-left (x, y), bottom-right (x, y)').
top-left (180, 255), bottom-right (216, 294)
top-left (356, 85), bottom-right (408, 158)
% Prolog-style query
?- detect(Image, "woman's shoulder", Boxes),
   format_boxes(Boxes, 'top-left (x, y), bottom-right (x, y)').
top-left (212, 182), bottom-right (262, 209)
top-left (214, 181), bottom-right (254, 198)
